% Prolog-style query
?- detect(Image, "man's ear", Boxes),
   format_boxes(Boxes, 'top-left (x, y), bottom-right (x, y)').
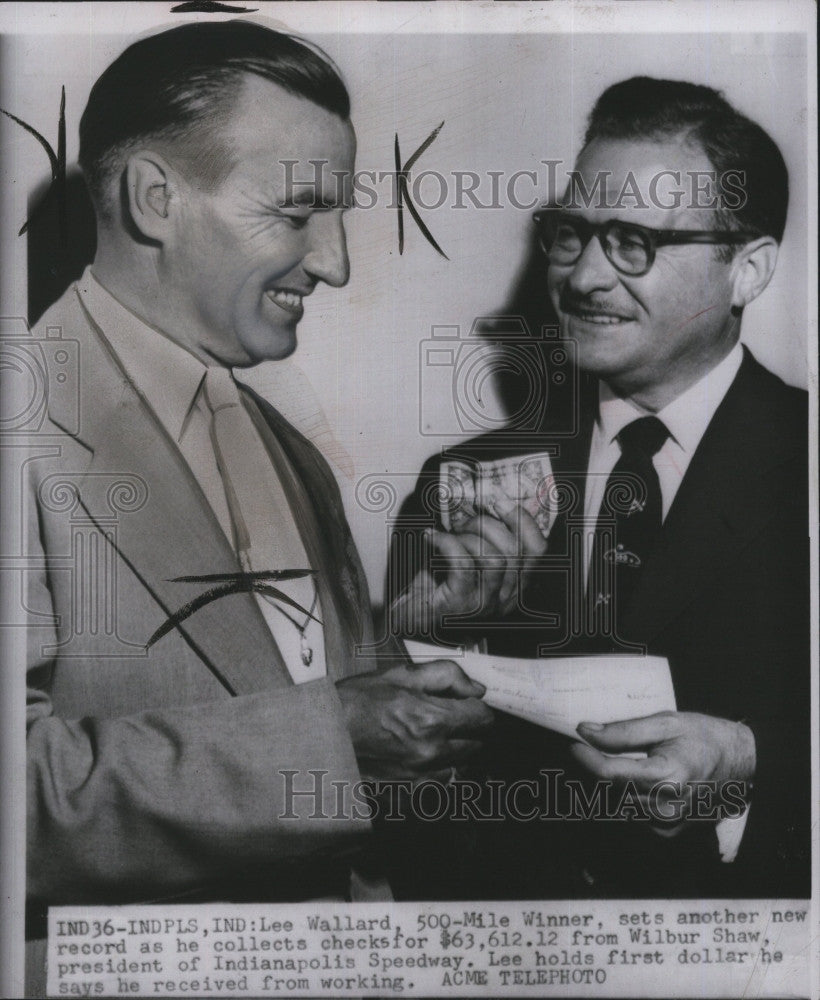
top-left (125, 152), bottom-right (178, 242)
top-left (730, 236), bottom-right (779, 310)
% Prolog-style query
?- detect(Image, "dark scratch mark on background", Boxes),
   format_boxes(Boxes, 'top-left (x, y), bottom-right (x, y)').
top-left (394, 122), bottom-right (449, 260)
top-left (0, 86), bottom-right (66, 244)
top-left (171, 1), bottom-right (259, 13)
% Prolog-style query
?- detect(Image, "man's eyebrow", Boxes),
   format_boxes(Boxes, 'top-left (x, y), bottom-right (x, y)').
top-left (281, 190), bottom-right (323, 206)
top-left (280, 184), bottom-right (339, 208)
top-left (279, 191), bottom-right (352, 210)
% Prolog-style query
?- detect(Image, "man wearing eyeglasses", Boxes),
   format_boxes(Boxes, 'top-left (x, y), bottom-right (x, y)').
top-left (392, 77), bottom-right (809, 899)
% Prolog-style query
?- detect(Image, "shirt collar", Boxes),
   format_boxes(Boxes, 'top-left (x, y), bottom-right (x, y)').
top-left (77, 267), bottom-right (209, 442)
top-left (597, 343), bottom-right (744, 456)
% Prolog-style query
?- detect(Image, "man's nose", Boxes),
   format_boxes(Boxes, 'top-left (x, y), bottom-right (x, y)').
top-left (564, 234), bottom-right (619, 296)
top-left (303, 212), bottom-right (350, 288)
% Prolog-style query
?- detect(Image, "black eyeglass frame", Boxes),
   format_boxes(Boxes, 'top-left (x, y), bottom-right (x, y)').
top-left (532, 208), bottom-right (759, 277)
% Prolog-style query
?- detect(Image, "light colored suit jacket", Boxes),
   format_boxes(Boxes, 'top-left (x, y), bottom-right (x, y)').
top-left (23, 284), bottom-right (382, 986)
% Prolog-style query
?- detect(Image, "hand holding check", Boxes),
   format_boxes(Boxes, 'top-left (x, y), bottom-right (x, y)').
top-left (573, 711), bottom-right (756, 830)
top-left (337, 660), bottom-right (493, 782)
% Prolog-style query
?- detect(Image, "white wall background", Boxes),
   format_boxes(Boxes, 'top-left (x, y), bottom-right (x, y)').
top-left (3, 5), bottom-right (812, 597)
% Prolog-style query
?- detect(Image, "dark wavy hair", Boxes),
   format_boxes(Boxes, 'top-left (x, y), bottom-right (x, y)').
top-left (79, 21), bottom-right (350, 215)
top-left (583, 76), bottom-right (788, 243)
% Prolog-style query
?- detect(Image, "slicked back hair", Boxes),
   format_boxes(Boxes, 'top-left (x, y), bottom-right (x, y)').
top-left (79, 21), bottom-right (350, 217)
top-left (582, 76), bottom-right (788, 245)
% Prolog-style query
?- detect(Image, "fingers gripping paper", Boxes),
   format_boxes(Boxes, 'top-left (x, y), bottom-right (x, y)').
top-left (403, 641), bottom-right (676, 740)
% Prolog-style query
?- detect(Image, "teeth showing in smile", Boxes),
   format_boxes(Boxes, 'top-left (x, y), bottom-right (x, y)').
top-left (572, 312), bottom-right (628, 325)
top-left (266, 289), bottom-right (303, 312)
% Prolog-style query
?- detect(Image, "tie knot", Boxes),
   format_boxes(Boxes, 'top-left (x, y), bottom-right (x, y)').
top-left (204, 366), bottom-right (240, 414)
top-left (617, 415), bottom-right (669, 457)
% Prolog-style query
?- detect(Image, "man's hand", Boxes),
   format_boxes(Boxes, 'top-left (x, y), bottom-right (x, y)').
top-left (336, 659), bottom-right (494, 781)
top-left (391, 498), bottom-right (547, 635)
top-left (571, 711), bottom-right (755, 832)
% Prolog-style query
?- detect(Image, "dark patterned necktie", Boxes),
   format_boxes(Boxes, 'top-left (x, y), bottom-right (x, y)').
top-left (587, 415), bottom-right (669, 638)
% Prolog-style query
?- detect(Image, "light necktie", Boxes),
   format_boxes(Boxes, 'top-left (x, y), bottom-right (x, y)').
top-left (203, 366), bottom-right (326, 682)
top-left (587, 415), bottom-right (669, 638)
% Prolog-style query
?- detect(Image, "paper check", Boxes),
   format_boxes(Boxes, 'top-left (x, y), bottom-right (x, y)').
top-left (404, 640), bottom-right (675, 742)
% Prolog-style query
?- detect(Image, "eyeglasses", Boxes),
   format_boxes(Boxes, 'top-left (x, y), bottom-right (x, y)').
top-left (532, 208), bottom-right (757, 277)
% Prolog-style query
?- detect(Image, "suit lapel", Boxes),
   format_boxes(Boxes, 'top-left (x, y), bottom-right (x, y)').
top-left (548, 380), bottom-right (597, 547)
top-left (53, 291), bottom-right (291, 695)
top-left (623, 352), bottom-right (797, 644)
top-left (243, 388), bottom-right (366, 681)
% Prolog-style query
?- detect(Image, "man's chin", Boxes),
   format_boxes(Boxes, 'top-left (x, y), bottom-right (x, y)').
top-left (562, 318), bottom-right (637, 367)
top-left (238, 324), bottom-right (299, 366)
top-left (573, 343), bottom-right (642, 386)
top-left (268, 339), bottom-right (298, 363)
top-left (241, 348), bottom-right (298, 368)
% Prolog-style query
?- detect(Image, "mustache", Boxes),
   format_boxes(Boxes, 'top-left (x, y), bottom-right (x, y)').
top-left (558, 289), bottom-right (631, 318)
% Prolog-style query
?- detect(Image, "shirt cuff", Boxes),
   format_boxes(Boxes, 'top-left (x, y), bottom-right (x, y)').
top-left (716, 807), bottom-right (750, 862)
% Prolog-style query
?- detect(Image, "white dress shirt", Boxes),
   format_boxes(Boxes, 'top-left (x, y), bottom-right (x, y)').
top-left (584, 343), bottom-right (747, 861)
top-left (77, 268), bottom-right (326, 684)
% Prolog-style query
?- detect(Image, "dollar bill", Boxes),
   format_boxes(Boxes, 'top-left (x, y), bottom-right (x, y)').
top-left (476, 452), bottom-right (554, 539)
top-left (439, 459), bottom-right (479, 532)
top-left (438, 452), bottom-right (555, 538)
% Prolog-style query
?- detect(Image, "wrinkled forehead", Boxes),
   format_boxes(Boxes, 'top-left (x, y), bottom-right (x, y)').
top-left (564, 135), bottom-right (721, 226)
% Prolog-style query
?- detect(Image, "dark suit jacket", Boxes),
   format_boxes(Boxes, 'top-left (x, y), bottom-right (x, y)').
top-left (391, 349), bottom-right (810, 899)
top-left (23, 284), bottom-right (386, 991)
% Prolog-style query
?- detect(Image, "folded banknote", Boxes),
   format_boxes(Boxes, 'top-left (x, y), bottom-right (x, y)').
top-left (439, 452), bottom-right (554, 538)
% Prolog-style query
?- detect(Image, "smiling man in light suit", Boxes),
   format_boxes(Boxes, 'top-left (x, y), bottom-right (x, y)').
top-left (22, 21), bottom-right (491, 993)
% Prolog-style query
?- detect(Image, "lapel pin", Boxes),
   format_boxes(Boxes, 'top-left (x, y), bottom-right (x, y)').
top-left (604, 545), bottom-right (641, 568)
